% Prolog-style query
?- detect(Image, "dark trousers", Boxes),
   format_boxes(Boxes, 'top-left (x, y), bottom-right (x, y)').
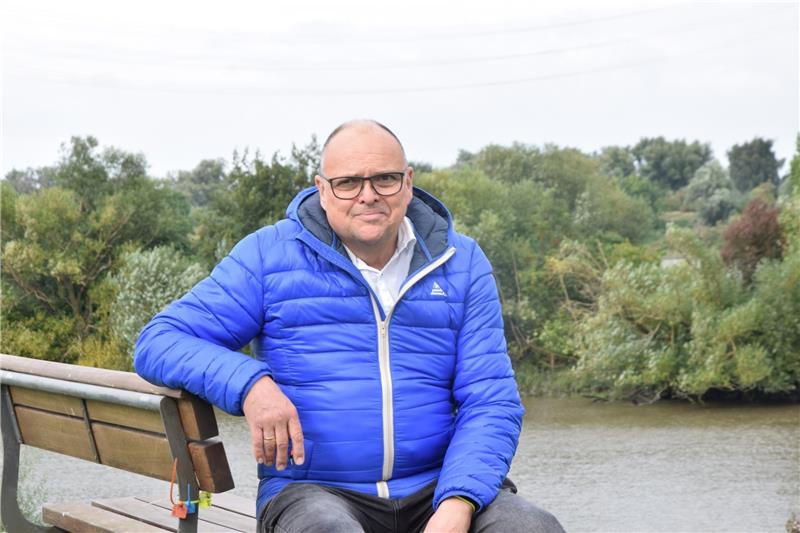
top-left (259, 479), bottom-right (566, 533)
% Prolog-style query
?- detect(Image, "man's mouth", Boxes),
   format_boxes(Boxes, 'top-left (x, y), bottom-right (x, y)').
top-left (355, 211), bottom-right (387, 220)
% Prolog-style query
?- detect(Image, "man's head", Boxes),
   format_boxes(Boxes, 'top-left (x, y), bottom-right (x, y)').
top-left (315, 120), bottom-right (414, 267)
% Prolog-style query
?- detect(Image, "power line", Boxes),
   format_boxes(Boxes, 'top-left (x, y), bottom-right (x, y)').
top-left (5, 13), bottom-right (790, 96)
top-left (4, 37), bottom-right (633, 72)
top-left (4, 4), bottom-right (792, 75)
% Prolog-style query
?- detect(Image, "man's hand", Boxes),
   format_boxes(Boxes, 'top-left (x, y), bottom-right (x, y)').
top-left (243, 376), bottom-right (304, 470)
top-left (423, 497), bottom-right (473, 533)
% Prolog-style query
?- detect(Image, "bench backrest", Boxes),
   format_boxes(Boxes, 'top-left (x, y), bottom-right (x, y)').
top-left (0, 353), bottom-right (234, 532)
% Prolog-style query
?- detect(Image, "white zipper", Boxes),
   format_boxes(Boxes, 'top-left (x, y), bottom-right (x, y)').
top-left (372, 247), bottom-right (456, 499)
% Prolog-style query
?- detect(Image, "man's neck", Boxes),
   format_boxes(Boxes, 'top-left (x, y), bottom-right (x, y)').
top-left (342, 236), bottom-right (398, 270)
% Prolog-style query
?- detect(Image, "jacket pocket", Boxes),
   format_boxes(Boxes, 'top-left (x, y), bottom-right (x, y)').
top-left (289, 438), bottom-right (313, 480)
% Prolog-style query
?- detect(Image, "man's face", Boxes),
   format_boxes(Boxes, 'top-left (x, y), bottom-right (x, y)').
top-left (314, 126), bottom-right (413, 255)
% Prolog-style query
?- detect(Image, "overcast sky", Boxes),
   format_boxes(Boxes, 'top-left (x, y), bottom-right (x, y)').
top-left (2, 0), bottom-right (798, 178)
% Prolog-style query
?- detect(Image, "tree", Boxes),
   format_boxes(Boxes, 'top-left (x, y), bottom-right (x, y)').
top-left (572, 175), bottom-right (655, 243)
top-left (170, 158), bottom-right (226, 207)
top-left (555, 227), bottom-right (798, 401)
top-left (727, 137), bottom-right (783, 192)
top-left (788, 134), bottom-right (800, 195)
top-left (108, 246), bottom-right (206, 354)
top-left (721, 199), bottom-right (785, 284)
top-left (597, 146), bottom-right (636, 178)
top-left (469, 142), bottom-right (540, 184)
top-left (191, 139), bottom-right (319, 266)
top-left (632, 137), bottom-right (713, 190)
top-left (683, 160), bottom-right (742, 225)
top-left (1, 138), bottom-right (192, 362)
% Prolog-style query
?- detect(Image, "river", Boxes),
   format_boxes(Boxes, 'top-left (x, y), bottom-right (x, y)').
top-left (8, 397), bottom-right (799, 532)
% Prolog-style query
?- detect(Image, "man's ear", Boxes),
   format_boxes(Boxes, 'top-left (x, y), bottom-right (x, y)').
top-left (404, 167), bottom-right (414, 206)
top-left (314, 175), bottom-right (327, 210)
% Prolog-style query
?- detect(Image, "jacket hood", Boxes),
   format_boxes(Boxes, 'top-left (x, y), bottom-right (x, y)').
top-left (287, 186), bottom-right (452, 271)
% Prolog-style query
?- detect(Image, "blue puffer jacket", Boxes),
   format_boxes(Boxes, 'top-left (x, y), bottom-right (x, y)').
top-left (134, 186), bottom-right (524, 516)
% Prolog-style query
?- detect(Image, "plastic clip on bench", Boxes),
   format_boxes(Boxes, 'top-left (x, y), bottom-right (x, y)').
top-left (0, 353), bottom-right (256, 532)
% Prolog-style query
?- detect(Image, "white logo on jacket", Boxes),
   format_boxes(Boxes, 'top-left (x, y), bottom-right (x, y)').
top-left (430, 282), bottom-right (447, 297)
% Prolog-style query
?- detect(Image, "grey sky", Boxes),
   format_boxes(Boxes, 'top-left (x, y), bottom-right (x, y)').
top-left (2, 0), bottom-right (798, 178)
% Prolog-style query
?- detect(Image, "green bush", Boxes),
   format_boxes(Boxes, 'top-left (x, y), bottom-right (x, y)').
top-left (108, 246), bottom-right (206, 356)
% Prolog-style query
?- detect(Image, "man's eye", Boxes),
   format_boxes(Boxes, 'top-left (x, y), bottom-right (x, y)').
top-left (334, 178), bottom-right (360, 190)
top-left (375, 174), bottom-right (400, 183)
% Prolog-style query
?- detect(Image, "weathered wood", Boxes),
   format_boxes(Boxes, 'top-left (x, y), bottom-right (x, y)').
top-left (43, 501), bottom-right (166, 532)
top-left (188, 440), bottom-right (235, 493)
top-left (143, 496), bottom-right (257, 532)
top-left (15, 406), bottom-right (96, 461)
top-left (177, 395), bottom-right (219, 441)
top-left (9, 387), bottom-right (84, 416)
top-left (92, 422), bottom-right (174, 480)
top-left (0, 353), bottom-right (183, 398)
top-left (86, 400), bottom-right (165, 434)
top-left (92, 497), bottom-right (180, 532)
top-left (3, 353), bottom-right (238, 532)
top-left (91, 421), bottom-right (233, 493)
top-left (204, 492), bottom-right (255, 518)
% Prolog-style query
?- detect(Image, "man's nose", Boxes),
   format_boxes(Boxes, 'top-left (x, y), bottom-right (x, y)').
top-left (358, 179), bottom-right (379, 202)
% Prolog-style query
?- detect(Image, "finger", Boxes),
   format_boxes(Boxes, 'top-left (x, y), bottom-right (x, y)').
top-left (274, 423), bottom-right (290, 470)
top-left (288, 416), bottom-right (305, 465)
top-left (250, 425), bottom-right (265, 465)
top-left (263, 429), bottom-right (277, 466)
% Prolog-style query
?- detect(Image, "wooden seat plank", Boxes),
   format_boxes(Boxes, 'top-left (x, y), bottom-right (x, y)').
top-left (92, 497), bottom-right (240, 533)
top-left (92, 497), bottom-right (179, 532)
top-left (43, 501), bottom-right (168, 532)
top-left (138, 497), bottom-right (257, 532)
top-left (202, 492), bottom-right (256, 518)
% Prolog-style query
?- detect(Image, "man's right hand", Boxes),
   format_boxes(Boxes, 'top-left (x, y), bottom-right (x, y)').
top-left (243, 376), bottom-right (305, 470)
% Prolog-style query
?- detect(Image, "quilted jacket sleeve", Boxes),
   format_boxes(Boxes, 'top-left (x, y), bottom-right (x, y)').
top-left (433, 241), bottom-right (525, 511)
top-left (134, 231), bottom-right (271, 415)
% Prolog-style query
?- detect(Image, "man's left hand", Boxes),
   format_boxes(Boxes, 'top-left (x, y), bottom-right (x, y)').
top-left (423, 497), bottom-right (473, 533)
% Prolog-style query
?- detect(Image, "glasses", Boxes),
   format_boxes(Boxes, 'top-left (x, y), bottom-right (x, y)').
top-left (320, 170), bottom-right (406, 200)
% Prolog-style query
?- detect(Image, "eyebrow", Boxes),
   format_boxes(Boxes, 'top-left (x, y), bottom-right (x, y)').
top-left (325, 170), bottom-right (404, 178)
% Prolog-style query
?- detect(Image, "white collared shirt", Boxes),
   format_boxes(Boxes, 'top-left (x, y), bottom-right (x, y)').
top-left (344, 217), bottom-right (417, 313)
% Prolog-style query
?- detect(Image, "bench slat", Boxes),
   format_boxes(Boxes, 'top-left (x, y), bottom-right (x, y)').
top-left (139, 497), bottom-right (257, 532)
top-left (87, 400), bottom-right (166, 434)
top-left (92, 497), bottom-right (179, 532)
top-left (177, 396), bottom-right (219, 441)
top-left (93, 422), bottom-right (174, 480)
top-left (91, 422), bottom-right (234, 493)
top-left (201, 492), bottom-right (256, 518)
top-left (9, 387), bottom-right (84, 417)
top-left (93, 497), bottom-right (241, 532)
top-left (188, 441), bottom-right (235, 493)
top-left (43, 501), bottom-right (168, 532)
top-left (15, 406), bottom-right (96, 461)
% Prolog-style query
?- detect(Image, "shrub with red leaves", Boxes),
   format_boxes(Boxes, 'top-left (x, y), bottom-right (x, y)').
top-left (721, 199), bottom-right (786, 284)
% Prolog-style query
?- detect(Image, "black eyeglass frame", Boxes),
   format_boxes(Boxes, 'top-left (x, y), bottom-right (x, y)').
top-left (319, 169), bottom-right (408, 200)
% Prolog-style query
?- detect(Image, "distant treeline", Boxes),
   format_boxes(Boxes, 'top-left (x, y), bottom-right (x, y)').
top-left (3, 135), bottom-right (798, 402)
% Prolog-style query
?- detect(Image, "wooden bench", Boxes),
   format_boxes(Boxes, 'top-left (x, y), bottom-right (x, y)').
top-left (0, 353), bottom-right (258, 532)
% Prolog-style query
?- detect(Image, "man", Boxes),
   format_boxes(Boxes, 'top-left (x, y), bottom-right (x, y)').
top-left (135, 120), bottom-right (565, 533)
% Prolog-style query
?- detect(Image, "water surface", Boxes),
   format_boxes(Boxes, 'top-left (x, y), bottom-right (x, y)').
top-left (8, 397), bottom-right (798, 532)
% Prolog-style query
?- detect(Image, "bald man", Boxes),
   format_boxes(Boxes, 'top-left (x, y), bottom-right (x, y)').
top-left (135, 120), bottom-right (565, 533)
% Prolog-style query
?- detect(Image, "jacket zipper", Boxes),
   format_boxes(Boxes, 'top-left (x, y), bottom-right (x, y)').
top-left (373, 247), bottom-right (456, 499)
